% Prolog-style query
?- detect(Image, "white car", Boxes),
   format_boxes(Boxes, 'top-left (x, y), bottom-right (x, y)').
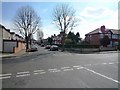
top-left (50, 45), bottom-right (59, 51)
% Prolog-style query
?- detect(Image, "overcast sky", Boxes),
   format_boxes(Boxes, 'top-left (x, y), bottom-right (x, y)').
top-left (1, 0), bottom-right (119, 39)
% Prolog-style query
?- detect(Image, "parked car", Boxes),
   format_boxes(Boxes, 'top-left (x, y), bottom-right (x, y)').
top-left (27, 45), bottom-right (38, 52)
top-left (41, 43), bottom-right (44, 47)
top-left (45, 45), bottom-right (51, 49)
top-left (50, 45), bottom-right (59, 51)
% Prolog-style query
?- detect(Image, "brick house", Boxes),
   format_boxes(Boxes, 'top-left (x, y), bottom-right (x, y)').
top-left (52, 31), bottom-right (66, 45)
top-left (85, 25), bottom-right (120, 47)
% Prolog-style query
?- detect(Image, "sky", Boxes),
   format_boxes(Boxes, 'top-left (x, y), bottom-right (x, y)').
top-left (1, 0), bottom-right (119, 39)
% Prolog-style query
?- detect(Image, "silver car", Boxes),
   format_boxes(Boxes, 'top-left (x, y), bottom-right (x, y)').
top-left (50, 45), bottom-right (59, 51)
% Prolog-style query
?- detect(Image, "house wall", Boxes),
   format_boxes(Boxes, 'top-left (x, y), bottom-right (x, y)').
top-left (85, 35), bottom-right (90, 43)
top-left (85, 33), bottom-right (120, 47)
top-left (90, 34), bottom-right (100, 45)
top-left (3, 28), bottom-right (11, 40)
top-left (11, 34), bottom-right (16, 40)
top-left (0, 27), bottom-right (3, 52)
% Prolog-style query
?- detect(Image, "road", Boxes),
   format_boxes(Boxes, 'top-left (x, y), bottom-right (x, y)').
top-left (1, 45), bottom-right (120, 88)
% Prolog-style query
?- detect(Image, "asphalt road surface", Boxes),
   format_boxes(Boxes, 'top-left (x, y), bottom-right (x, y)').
top-left (1, 45), bottom-right (120, 88)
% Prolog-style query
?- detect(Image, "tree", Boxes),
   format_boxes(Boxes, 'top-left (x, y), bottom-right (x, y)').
top-left (67, 31), bottom-right (80, 44)
top-left (65, 38), bottom-right (72, 44)
top-left (37, 29), bottom-right (44, 45)
top-left (76, 32), bottom-right (80, 43)
top-left (67, 31), bottom-right (76, 44)
top-left (76, 32), bottom-right (80, 38)
top-left (13, 6), bottom-right (41, 51)
top-left (52, 4), bottom-right (78, 50)
top-left (100, 35), bottom-right (111, 47)
top-left (48, 37), bottom-right (53, 45)
top-left (37, 29), bottom-right (44, 40)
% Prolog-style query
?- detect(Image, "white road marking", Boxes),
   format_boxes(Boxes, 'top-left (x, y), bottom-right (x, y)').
top-left (0, 73), bottom-right (12, 77)
top-left (48, 68), bottom-right (61, 72)
top-left (73, 65), bottom-right (84, 69)
top-left (0, 76), bottom-right (11, 79)
top-left (61, 67), bottom-right (71, 69)
top-left (102, 63), bottom-right (107, 65)
top-left (76, 67), bottom-right (84, 70)
top-left (49, 70), bottom-right (61, 72)
top-left (63, 68), bottom-right (74, 71)
top-left (83, 67), bottom-right (120, 84)
top-left (34, 72), bottom-right (46, 75)
top-left (17, 71), bottom-right (30, 74)
top-left (16, 74), bottom-right (30, 77)
top-left (73, 65), bottom-right (81, 68)
top-left (109, 62), bottom-right (114, 65)
top-left (52, 70), bottom-right (61, 72)
top-left (33, 70), bottom-right (45, 72)
top-left (2, 62), bottom-right (118, 79)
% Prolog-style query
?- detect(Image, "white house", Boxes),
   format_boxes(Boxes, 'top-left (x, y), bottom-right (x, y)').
top-left (0, 24), bottom-right (25, 53)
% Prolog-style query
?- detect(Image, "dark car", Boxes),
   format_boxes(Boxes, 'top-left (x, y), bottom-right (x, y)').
top-left (45, 45), bottom-right (51, 49)
top-left (50, 45), bottom-right (59, 51)
top-left (41, 43), bottom-right (44, 47)
top-left (27, 45), bottom-right (38, 52)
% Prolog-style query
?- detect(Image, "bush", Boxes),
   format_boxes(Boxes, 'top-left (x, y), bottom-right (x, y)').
top-left (54, 44), bottom-right (99, 48)
top-left (65, 39), bottom-right (72, 44)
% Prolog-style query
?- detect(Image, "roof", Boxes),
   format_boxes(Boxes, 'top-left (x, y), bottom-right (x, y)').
top-left (110, 29), bottom-right (120, 34)
top-left (0, 24), bottom-right (11, 33)
top-left (86, 28), bottom-right (120, 35)
top-left (10, 32), bottom-right (15, 34)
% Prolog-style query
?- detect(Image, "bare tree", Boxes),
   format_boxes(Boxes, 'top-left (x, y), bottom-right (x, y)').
top-left (37, 29), bottom-right (44, 43)
top-left (13, 6), bottom-right (41, 51)
top-left (52, 4), bottom-right (78, 50)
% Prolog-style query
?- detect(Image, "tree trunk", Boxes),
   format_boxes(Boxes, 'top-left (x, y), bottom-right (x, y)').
top-left (62, 34), bottom-right (65, 51)
top-left (30, 38), bottom-right (32, 48)
top-left (25, 35), bottom-right (29, 52)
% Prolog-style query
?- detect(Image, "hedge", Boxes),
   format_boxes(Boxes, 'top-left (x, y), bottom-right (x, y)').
top-left (54, 44), bottom-right (99, 48)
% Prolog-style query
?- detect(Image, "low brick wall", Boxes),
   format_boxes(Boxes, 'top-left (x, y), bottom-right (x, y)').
top-left (64, 48), bottom-right (100, 53)
top-left (14, 41), bottom-right (25, 53)
top-left (65, 47), bottom-right (117, 53)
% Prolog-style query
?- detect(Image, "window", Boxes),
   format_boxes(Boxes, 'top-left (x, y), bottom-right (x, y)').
top-left (112, 34), bottom-right (118, 39)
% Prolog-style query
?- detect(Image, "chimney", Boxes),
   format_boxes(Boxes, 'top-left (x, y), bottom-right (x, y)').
top-left (100, 25), bottom-right (106, 33)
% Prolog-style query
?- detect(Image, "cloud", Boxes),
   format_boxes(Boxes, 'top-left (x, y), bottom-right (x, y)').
top-left (80, 7), bottom-right (114, 21)
top-left (42, 6), bottom-right (118, 39)
top-left (73, 7), bottom-right (118, 39)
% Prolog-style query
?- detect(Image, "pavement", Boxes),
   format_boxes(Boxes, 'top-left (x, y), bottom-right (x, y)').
top-left (1, 49), bottom-right (27, 58)
top-left (1, 46), bottom-right (120, 88)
